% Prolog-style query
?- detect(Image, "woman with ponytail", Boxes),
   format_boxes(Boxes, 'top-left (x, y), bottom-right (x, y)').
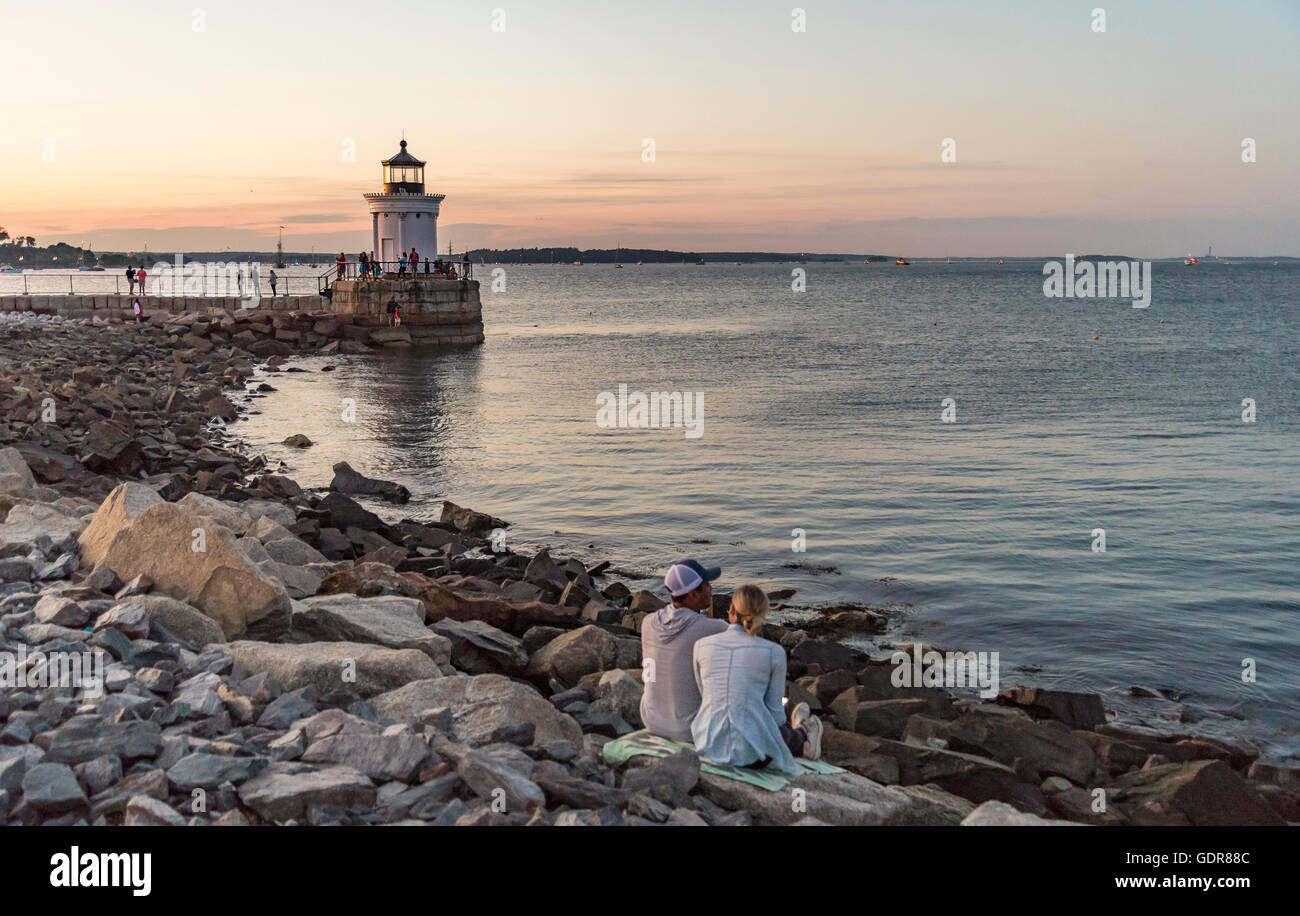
top-left (691, 584), bottom-right (823, 772)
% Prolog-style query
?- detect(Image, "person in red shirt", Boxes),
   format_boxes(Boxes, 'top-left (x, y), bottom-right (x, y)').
top-left (336, 252), bottom-right (346, 281)
top-left (409, 248), bottom-right (419, 273)
top-left (135, 266), bottom-right (147, 295)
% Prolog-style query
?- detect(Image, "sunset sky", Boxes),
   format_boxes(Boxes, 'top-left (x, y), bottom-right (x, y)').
top-left (3, 0), bottom-right (1297, 256)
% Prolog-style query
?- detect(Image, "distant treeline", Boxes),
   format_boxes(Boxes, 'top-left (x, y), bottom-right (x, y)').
top-left (0, 240), bottom-right (97, 268)
top-left (466, 247), bottom-right (890, 264)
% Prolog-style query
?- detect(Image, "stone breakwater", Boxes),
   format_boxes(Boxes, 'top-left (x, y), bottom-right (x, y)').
top-left (0, 313), bottom-right (1295, 827)
top-left (0, 275), bottom-right (484, 350)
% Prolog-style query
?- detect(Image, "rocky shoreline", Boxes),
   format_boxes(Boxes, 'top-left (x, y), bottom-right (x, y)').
top-left (0, 308), bottom-right (1295, 826)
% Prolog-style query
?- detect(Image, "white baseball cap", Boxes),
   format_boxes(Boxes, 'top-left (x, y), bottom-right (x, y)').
top-left (664, 564), bottom-right (703, 597)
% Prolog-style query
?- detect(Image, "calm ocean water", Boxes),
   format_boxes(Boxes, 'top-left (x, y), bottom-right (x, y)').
top-left (30, 261), bottom-right (1297, 759)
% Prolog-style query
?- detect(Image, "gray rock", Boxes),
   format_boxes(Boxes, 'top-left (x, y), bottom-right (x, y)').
top-left (93, 599), bottom-right (150, 640)
top-left (173, 671), bottom-right (226, 718)
top-left (292, 595), bottom-right (450, 664)
top-left (43, 719), bottom-right (162, 765)
top-left (302, 732), bottom-right (431, 782)
top-left (219, 641), bottom-right (441, 699)
top-left (138, 595), bottom-right (225, 646)
top-left (258, 687), bottom-right (320, 730)
top-left (263, 537), bottom-right (328, 566)
top-left (32, 594), bottom-right (88, 628)
top-left (166, 752), bottom-right (266, 791)
top-left (457, 748), bottom-right (545, 813)
top-left (524, 625), bottom-right (620, 686)
top-left (237, 762), bottom-right (377, 821)
top-left (371, 674), bottom-right (582, 746)
top-left (430, 617), bottom-right (528, 675)
top-left (961, 800), bottom-right (1081, 825)
top-left (124, 795), bottom-right (186, 826)
top-left (21, 762), bottom-right (87, 814)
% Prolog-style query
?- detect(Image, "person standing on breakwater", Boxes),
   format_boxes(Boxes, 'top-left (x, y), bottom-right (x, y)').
top-left (269, 269), bottom-right (278, 297)
top-left (370, 251), bottom-right (380, 279)
top-left (359, 252), bottom-right (369, 279)
top-left (125, 266), bottom-right (136, 294)
top-left (336, 252), bottom-right (346, 281)
top-left (639, 560), bottom-right (728, 742)
top-left (132, 297), bottom-right (143, 323)
top-left (386, 297), bottom-right (400, 326)
top-left (135, 265), bottom-right (147, 295)
top-left (409, 247), bottom-right (419, 274)
top-left (397, 252), bottom-right (408, 277)
top-left (692, 585), bottom-right (823, 773)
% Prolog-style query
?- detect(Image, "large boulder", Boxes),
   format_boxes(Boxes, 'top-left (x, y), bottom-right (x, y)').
top-left (524, 624), bottom-right (620, 686)
top-left (1111, 759), bottom-right (1285, 826)
top-left (694, 769), bottom-right (956, 826)
top-left (458, 749), bottom-right (545, 813)
top-left (903, 707), bottom-right (1098, 786)
top-left (370, 674), bottom-right (581, 746)
top-left (440, 500), bottom-right (506, 536)
top-left (219, 641), bottom-right (440, 699)
top-left (292, 595), bottom-right (451, 664)
top-left (77, 482), bottom-right (164, 569)
top-left (1, 502), bottom-right (86, 559)
top-left (301, 732), bottom-right (431, 782)
top-left (95, 501), bottom-right (292, 639)
top-left (330, 462), bottom-right (410, 505)
top-left (996, 687), bottom-right (1107, 731)
top-left (429, 617), bottom-right (528, 675)
top-left (237, 762), bottom-right (376, 821)
top-left (80, 420), bottom-right (144, 475)
top-left (421, 580), bottom-right (578, 636)
top-left (0, 447), bottom-right (36, 496)
top-left (139, 595), bottom-right (227, 645)
top-left (823, 728), bottom-right (1018, 803)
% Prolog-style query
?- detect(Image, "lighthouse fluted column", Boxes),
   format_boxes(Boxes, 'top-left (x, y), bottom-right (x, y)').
top-left (371, 213), bottom-right (379, 258)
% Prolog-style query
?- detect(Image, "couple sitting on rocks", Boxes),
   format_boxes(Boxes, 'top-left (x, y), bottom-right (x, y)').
top-left (639, 559), bottom-right (823, 773)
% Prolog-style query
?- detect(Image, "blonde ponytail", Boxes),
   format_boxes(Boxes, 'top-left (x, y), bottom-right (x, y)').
top-left (730, 584), bottom-right (770, 636)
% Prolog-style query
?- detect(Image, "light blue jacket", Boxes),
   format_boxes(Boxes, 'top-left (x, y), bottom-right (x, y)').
top-left (691, 624), bottom-right (796, 774)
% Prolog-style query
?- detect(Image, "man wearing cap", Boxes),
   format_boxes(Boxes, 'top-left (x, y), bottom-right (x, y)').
top-left (639, 559), bottom-right (729, 742)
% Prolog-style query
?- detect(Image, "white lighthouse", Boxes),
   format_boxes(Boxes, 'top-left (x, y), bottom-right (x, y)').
top-left (364, 140), bottom-right (444, 266)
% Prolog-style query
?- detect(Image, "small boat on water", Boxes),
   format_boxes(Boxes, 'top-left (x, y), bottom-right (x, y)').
top-left (997, 259), bottom-right (1005, 265)
top-left (1184, 256), bottom-right (1198, 265)
top-left (895, 258), bottom-right (910, 266)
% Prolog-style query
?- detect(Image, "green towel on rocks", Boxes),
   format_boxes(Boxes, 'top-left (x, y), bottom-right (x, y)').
top-left (602, 729), bottom-right (843, 792)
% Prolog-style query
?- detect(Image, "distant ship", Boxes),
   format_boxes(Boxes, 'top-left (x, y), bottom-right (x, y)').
top-left (1184, 255), bottom-right (1199, 265)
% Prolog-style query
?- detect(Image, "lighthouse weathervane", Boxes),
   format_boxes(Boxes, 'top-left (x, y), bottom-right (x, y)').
top-left (364, 139), bottom-right (444, 266)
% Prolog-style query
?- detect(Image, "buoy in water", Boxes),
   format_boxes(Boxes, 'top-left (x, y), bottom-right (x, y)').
top-left (1093, 335), bottom-right (1100, 340)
